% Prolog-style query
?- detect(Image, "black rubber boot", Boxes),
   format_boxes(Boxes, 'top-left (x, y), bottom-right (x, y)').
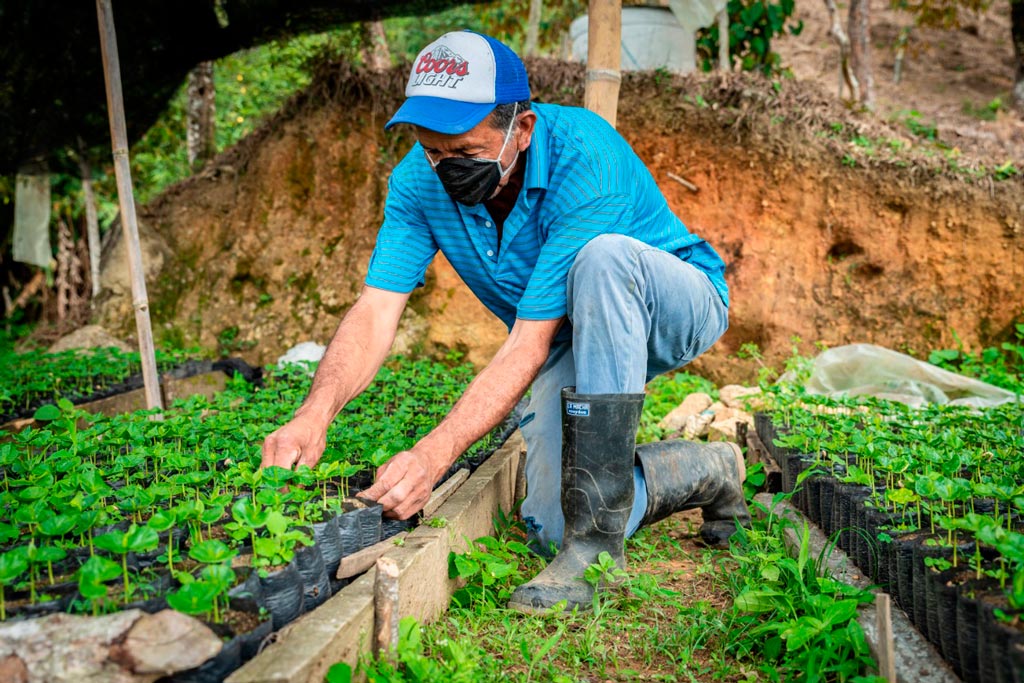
top-left (634, 439), bottom-right (750, 548)
top-left (509, 387), bottom-right (645, 615)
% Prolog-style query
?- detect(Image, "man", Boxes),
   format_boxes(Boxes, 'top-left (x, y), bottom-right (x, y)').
top-left (261, 30), bottom-right (749, 614)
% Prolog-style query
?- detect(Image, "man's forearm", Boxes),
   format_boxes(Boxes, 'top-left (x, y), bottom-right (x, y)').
top-left (296, 298), bottom-right (399, 425)
top-left (415, 324), bottom-right (556, 477)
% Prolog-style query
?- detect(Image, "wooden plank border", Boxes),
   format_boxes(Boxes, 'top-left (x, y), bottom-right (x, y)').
top-left (228, 431), bottom-right (526, 683)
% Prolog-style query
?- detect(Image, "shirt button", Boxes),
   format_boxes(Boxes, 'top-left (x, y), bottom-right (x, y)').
top-left (484, 221), bottom-right (492, 228)
top-left (486, 250), bottom-right (494, 257)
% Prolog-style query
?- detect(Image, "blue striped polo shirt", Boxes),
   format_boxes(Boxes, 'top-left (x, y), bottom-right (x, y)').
top-left (365, 102), bottom-right (729, 330)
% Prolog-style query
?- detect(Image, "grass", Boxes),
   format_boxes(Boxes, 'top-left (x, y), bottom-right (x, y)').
top-left (325, 372), bottom-right (882, 683)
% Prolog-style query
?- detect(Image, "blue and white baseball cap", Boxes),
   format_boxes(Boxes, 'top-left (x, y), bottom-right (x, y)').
top-left (385, 30), bottom-right (531, 134)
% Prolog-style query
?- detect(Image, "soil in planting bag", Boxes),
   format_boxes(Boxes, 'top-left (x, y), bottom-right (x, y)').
top-left (5, 593), bottom-right (71, 622)
top-left (228, 566), bottom-right (263, 603)
top-left (257, 558), bottom-right (305, 630)
top-left (784, 343), bottom-right (1018, 408)
top-left (338, 497), bottom-right (383, 555)
top-left (228, 595), bottom-right (274, 661)
top-left (122, 571), bottom-right (174, 614)
top-left (293, 532), bottom-right (332, 610)
top-left (956, 579), bottom-right (985, 683)
top-left (804, 475), bottom-right (823, 525)
top-left (311, 513), bottom-right (344, 577)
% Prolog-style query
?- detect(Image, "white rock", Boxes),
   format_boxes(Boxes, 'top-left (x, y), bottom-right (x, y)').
top-left (719, 385), bottom-right (763, 409)
top-left (657, 392), bottom-right (713, 431)
top-left (711, 406), bottom-right (754, 425)
top-left (709, 417), bottom-right (745, 442)
top-left (48, 325), bottom-right (132, 353)
top-left (682, 411), bottom-right (714, 439)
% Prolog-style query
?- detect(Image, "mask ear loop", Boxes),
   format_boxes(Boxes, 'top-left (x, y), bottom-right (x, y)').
top-left (496, 102), bottom-right (520, 179)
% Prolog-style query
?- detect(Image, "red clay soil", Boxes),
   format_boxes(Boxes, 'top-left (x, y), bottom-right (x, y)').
top-left (95, 59), bottom-right (1024, 382)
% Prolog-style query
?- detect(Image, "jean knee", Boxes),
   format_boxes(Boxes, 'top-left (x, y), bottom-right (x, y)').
top-left (570, 234), bottom-right (636, 281)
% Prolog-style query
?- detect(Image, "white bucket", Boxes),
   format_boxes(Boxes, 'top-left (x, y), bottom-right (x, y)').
top-left (569, 6), bottom-right (697, 74)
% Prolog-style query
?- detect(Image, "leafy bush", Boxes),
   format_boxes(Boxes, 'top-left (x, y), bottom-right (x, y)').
top-left (696, 0), bottom-right (804, 75)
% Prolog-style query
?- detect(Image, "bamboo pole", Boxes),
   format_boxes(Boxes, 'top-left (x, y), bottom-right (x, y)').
top-left (95, 0), bottom-right (163, 410)
top-left (584, 0), bottom-right (622, 128)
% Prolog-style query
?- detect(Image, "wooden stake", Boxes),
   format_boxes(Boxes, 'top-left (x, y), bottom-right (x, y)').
top-left (584, 0), bottom-right (622, 128)
top-left (337, 533), bottom-right (408, 579)
top-left (717, 9), bottom-right (730, 71)
top-left (667, 172), bottom-right (699, 193)
top-left (374, 556), bottom-right (400, 661)
top-left (95, 0), bottom-right (163, 411)
top-left (876, 593), bottom-right (896, 681)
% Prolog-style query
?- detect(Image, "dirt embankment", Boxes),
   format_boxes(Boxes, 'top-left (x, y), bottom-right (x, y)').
top-left (95, 61), bottom-right (1024, 382)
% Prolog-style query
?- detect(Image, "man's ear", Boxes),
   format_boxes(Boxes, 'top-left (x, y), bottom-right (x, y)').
top-left (516, 111), bottom-right (538, 152)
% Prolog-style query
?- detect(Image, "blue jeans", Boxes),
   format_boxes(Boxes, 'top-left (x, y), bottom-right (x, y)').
top-left (519, 234), bottom-right (729, 551)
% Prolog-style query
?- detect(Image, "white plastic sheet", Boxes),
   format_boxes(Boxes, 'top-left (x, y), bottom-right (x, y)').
top-left (277, 341), bottom-right (326, 373)
top-left (668, 0), bottom-right (729, 35)
top-left (784, 343), bottom-right (1019, 408)
top-left (13, 173), bottom-right (52, 268)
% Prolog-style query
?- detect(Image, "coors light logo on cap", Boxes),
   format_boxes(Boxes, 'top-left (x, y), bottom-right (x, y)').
top-left (404, 32), bottom-right (497, 104)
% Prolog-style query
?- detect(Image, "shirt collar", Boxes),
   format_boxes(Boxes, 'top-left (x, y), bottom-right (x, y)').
top-left (524, 108), bottom-right (549, 193)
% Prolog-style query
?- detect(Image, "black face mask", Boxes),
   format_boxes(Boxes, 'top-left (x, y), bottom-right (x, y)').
top-left (433, 157), bottom-right (504, 206)
top-left (426, 104), bottom-right (519, 206)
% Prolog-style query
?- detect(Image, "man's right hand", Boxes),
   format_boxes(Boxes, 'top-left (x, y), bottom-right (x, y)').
top-left (260, 415), bottom-right (328, 470)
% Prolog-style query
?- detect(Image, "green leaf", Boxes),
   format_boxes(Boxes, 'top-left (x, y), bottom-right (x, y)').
top-left (167, 581), bottom-right (218, 615)
top-left (0, 548), bottom-right (29, 583)
top-left (33, 404), bottom-right (61, 421)
top-left (124, 524), bottom-right (159, 553)
top-left (453, 554), bottom-right (479, 579)
top-left (189, 539), bottom-right (235, 565)
top-left (39, 513), bottom-right (77, 537)
top-left (265, 510), bottom-right (289, 536)
top-left (77, 554), bottom-right (120, 585)
top-left (146, 510), bottom-right (177, 532)
top-left (324, 662), bottom-right (352, 683)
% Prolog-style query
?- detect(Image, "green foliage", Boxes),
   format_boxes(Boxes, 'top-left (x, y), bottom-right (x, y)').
top-left (697, 0), bottom-right (804, 75)
top-left (729, 509), bottom-right (878, 680)
top-left (891, 0), bottom-right (993, 30)
top-left (927, 322), bottom-right (1024, 393)
top-left (962, 97), bottom-right (1004, 122)
top-left (0, 353), bottom-right (502, 623)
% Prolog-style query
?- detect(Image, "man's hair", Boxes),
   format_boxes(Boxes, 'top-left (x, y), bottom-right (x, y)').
top-left (489, 100), bottom-right (532, 130)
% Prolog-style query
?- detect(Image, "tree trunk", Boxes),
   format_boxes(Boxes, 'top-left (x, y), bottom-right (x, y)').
top-left (823, 0), bottom-right (859, 102)
top-left (525, 0), bottom-right (543, 57)
top-left (848, 0), bottom-right (874, 109)
top-left (186, 61), bottom-right (216, 171)
top-left (1013, 0), bottom-right (1024, 112)
top-left (78, 148), bottom-right (102, 298)
top-left (365, 19), bottom-right (391, 72)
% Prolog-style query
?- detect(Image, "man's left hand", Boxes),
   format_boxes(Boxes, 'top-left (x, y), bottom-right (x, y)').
top-left (361, 449), bottom-right (440, 519)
